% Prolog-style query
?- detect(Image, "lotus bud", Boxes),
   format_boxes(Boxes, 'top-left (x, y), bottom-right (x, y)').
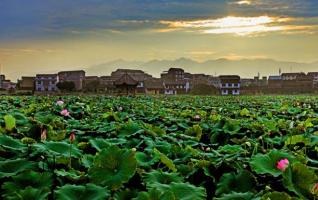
top-left (311, 183), bottom-right (318, 195)
top-left (69, 132), bottom-right (76, 143)
top-left (119, 106), bottom-right (123, 111)
top-left (194, 115), bottom-right (201, 121)
top-left (205, 147), bottom-right (210, 151)
top-left (131, 148), bottom-right (137, 152)
top-left (245, 141), bottom-right (251, 147)
top-left (276, 158), bottom-right (289, 171)
top-left (41, 128), bottom-right (47, 142)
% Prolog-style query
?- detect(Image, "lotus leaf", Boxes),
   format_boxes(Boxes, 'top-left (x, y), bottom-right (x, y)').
top-left (88, 146), bottom-right (137, 190)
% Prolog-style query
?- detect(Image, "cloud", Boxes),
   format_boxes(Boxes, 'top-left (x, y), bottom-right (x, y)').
top-left (159, 16), bottom-right (317, 36)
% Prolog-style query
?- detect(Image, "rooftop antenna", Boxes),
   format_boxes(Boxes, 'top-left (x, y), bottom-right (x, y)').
top-left (279, 68), bottom-right (281, 75)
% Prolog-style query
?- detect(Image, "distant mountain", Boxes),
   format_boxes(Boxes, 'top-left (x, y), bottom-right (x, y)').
top-left (86, 58), bottom-right (318, 78)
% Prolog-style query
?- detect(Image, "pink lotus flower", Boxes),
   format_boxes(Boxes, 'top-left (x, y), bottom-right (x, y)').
top-left (312, 183), bottom-right (318, 195)
top-left (276, 158), bottom-right (289, 171)
top-left (56, 100), bottom-right (64, 106)
top-left (60, 109), bottom-right (70, 117)
top-left (41, 128), bottom-right (47, 142)
top-left (69, 132), bottom-right (76, 143)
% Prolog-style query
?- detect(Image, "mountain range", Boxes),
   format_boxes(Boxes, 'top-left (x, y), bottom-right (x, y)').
top-left (86, 58), bottom-right (318, 78)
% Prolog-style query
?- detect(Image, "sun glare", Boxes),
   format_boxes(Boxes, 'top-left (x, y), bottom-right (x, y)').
top-left (160, 16), bottom-right (295, 36)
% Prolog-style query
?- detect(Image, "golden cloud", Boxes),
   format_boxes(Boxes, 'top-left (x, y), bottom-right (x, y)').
top-left (159, 16), bottom-right (314, 36)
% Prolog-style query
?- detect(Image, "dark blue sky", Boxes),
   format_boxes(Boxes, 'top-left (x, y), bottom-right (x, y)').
top-left (1, 0), bottom-right (317, 41)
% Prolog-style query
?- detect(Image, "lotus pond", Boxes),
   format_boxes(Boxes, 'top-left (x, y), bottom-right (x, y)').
top-left (0, 95), bottom-right (318, 200)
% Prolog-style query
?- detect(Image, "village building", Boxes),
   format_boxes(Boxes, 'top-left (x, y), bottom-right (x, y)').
top-left (0, 74), bottom-right (6, 89)
top-left (111, 69), bottom-right (152, 93)
top-left (17, 76), bottom-right (35, 94)
top-left (208, 76), bottom-right (221, 88)
top-left (281, 73), bottom-right (313, 93)
top-left (281, 73), bottom-right (301, 81)
top-left (58, 70), bottom-right (85, 91)
top-left (83, 76), bottom-right (100, 92)
top-left (99, 76), bottom-right (116, 94)
top-left (113, 73), bottom-right (138, 96)
top-left (268, 75), bottom-right (282, 88)
top-left (219, 75), bottom-right (241, 95)
top-left (308, 72), bottom-right (318, 88)
top-left (161, 68), bottom-right (190, 95)
top-left (35, 74), bottom-right (58, 93)
top-left (144, 78), bottom-right (164, 95)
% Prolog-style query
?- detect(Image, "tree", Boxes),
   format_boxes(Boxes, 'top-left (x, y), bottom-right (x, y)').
top-left (56, 81), bottom-right (75, 92)
top-left (190, 84), bottom-right (218, 95)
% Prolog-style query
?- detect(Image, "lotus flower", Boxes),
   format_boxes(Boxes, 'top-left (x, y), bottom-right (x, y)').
top-left (61, 109), bottom-right (70, 117)
top-left (312, 183), bottom-right (318, 195)
top-left (56, 100), bottom-right (64, 106)
top-left (41, 128), bottom-right (47, 142)
top-left (276, 158), bottom-right (289, 171)
top-left (69, 132), bottom-right (76, 143)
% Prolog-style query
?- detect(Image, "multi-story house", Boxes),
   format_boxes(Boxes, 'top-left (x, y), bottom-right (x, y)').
top-left (281, 73), bottom-right (302, 81)
top-left (308, 72), bottom-right (318, 88)
top-left (58, 70), bottom-right (85, 91)
top-left (17, 76), bottom-right (35, 94)
top-left (208, 76), bottom-right (221, 88)
top-left (35, 74), bottom-right (58, 92)
top-left (83, 76), bottom-right (100, 92)
top-left (219, 75), bottom-right (241, 95)
top-left (161, 68), bottom-right (190, 95)
top-left (0, 74), bottom-right (5, 89)
top-left (268, 75), bottom-right (282, 88)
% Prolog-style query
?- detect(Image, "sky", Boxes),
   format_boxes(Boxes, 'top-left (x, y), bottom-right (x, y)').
top-left (0, 0), bottom-right (318, 80)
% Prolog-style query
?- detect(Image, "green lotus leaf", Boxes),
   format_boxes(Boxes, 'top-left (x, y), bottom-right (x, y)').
top-left (0, 159), bottom-right (37, 178)
top-left (240, 108), bottom-right (250, 117)
top-left (81, 154), bottom-right (95, 168)
top-left (2, 186), bottom-right (50, 200)
top-left (153, 148), bottom-right (177, 172)
top-left (261, 191), bottom-right (292, 200)
top-left (166, 182), bottom-right (207, 200)
top-left (9, 170), bottom-right (52, 188)
top-left (55, 169), bottom-right (86, 182)
top-left (54, 184), bottom-right (110, 200)
top-left (282, 162), bottom-right (317, 199)
top-left (88, 146), bottom-right (137, 190)
top-left (215, 192), bottom-right (255, 200)
top-left (0, 135), bottom-right (27, 151)
top-left (250, 149), bottom-right (295, 177)
top-left (144, 170), bottom-right (184, 189)
top-left (185, 125), bottom-right (202, 141)
top-left (285, 135), bottom-right (311, 146)
top-left (4, 114), bottom-right (16, 132)
top-left (133, 188), bottom-right (167, 200)
top-left (89, 138), bottom-right (111, 151)
top-left (135, 152), bottom-right (160, 167)
top-left (114, 189), bottom-right (138, 200)
top-left (33, 141), bottom-right (82, 158)
top-left (216, 170), bottom-right (256, 196)
top-left (223, 119), bottom-right (241, 135)
top-left (118, 122), bottom-right (143, 137)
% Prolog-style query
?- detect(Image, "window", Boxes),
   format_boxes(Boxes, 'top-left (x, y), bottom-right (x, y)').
top-left (222, 83), bottom-right (226, 87)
